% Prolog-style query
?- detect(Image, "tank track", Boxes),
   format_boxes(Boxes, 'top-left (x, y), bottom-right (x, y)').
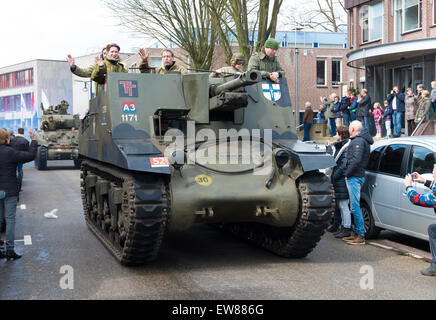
top-left (35, 146), bottom-right (47, 170)
top-left (220, 171), bottom-right (334, 258)
top-left (80, 159), bottom-right (169, 266)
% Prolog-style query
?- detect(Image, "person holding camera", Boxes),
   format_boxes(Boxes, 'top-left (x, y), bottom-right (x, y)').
top-left (387, 86), bottom-right (405, 137)
top-left (404, 168), bottom-right (436, 277)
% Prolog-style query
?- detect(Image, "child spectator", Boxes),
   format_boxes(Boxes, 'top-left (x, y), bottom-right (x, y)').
top-left (383, 100), bottom-right (393, 138)
top-left (369, 102), bottom-right (383, 138)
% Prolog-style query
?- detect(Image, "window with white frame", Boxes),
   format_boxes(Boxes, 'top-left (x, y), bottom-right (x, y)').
top-left (332, 59), bottom-right (342, 86)
top-left (360, 2), bottom-right (383, 43)
top-left (316, 59), bottom-right (326, 86)
top-left (396, 0), bottom-right (422, 33)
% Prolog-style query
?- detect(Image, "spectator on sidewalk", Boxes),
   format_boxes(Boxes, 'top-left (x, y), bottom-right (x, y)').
top-left (404, 169), bottom-right (436, 277)
top-left (383, 100), bottom-right (393, 138)
top-left (369, 102), bottom-right (383, 138)
top-left (0, 129), bottom-right (37, 261)
top-left (405, 88), bottom-right (418, 136)
top-left (326, 126), bottom-right (352, 238)
top-left (430, 81), bottom-right (436, 114)
top-left (356, 89), bottom-right (372, 134)
top-left (387, 86), bottom-right (405, 137)
top-left (415, 90), bottom-right (432, 126)
top-left (320, 94), bottom-right (336, 137)
top-left (349, 91), bottom-right (358, 122)
top-left (342, 120), bottom-right (374, 245)
top-left (340, 91), bottom-right (352, 127)
top-left (332, 95), bottom-right (343, 129)
top-left (302, 101), bottom-right (314, 142)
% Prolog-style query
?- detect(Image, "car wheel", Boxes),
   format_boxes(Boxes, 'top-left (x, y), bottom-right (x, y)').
top-left (361, 201), bottom-right (381, 239)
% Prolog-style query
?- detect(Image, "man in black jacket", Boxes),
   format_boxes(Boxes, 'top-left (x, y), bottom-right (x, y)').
top-left (342, 121), bottom-right (374, 245)
top-left (0, 128), bottom-right (37, 260)
top-left (10, 128), bottom-right (30, 184)
top-left (387, 86), bottom-right (405, 137)
top-left (356, 89), bottom-right (372, 134)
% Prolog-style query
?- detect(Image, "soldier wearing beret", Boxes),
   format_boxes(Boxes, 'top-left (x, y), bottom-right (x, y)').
top-left (247, 38), bottom-right (285, 84)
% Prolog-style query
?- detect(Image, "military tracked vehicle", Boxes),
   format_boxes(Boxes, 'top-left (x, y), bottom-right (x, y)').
top-left (78, 71), bottom-right (336, 265)
top-left (35, 105), bottom-right (81, 170)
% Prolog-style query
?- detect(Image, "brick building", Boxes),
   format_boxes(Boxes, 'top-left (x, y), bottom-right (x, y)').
top-left (346, 0), bottom-right (436, 106)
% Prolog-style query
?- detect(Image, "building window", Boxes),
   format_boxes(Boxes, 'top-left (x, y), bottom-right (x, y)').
top-left (360, 2), bottom-right (383, 43)
top-left (316, 59), bottom-right (326, 86)
top-left (434, 0), bottom-right (436, 25)
top-left (332, 59), bottom-right (342, 86)
top-left (396, 0), bottom-right (422, 33)
top-left (0, 68), bottom-right (33, 90)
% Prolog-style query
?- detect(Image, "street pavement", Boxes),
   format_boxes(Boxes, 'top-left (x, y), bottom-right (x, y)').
top-left (1, 161), bottom-right (435, 300)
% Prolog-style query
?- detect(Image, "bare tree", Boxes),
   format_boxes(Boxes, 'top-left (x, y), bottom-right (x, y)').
top-left (281, 0), bottom-right (347, 33)
top-left (104, 0), bottom-right (218, 70)
top-left (207, 0), bottom-right (283, 66)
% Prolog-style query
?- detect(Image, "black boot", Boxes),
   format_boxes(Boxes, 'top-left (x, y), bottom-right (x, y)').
top-left (334, 227), bottom-right (352, 238)
top-left (6, 251), bottom-right (22, 261)
top-left (0, 250), bottom-right (5, 259)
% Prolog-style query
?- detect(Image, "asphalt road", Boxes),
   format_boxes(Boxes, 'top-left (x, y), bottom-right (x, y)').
top-left (1, 161), bottom-right (435, 300)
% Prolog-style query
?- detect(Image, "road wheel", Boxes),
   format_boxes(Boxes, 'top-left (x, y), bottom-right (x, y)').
top-left (361, 201), bottom-right (381, 239)
top-left (36, 146), bottom-right (47, 170)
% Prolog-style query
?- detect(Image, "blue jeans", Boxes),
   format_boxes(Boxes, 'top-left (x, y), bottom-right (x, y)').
top-left (343, 113), bottom-right (350, 127)
top-left (429, 224), bottom-right (436, 267)
top-left (361, 116), bottom-right (371, 134)
top-left (328, 118), bottom-right (336, 136)
top-left (345, 176), bottom-right (365, 236)
top-left (317, 113), bottom-right (324, 124)
top-left (0, 196), bottom-right (18, 252)
top-left (332, 204), bottom-right (342, 229)
top-left (392, 110), bottom-right (403, 136)
top-left (350, 111), bottom-right (356, 121)
top-left (303, 123), bottom-right (311, 141)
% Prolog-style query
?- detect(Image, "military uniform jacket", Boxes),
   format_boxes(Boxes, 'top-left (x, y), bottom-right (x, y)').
top-left (91, 57), bottom-right (128, 95)
top-left (139, 60), bottom-right (188, 74)
top-left (71, 64), bottom-right (96, 78)
top-left (247, 52), bottom-right (285, 79)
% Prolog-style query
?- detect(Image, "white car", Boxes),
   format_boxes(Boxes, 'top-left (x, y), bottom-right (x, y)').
top-left (361, 135), bottom-right (436, 240)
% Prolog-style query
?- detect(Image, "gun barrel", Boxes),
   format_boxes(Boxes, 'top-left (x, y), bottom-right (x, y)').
top-left (210, 70), bottom-right (261, 97)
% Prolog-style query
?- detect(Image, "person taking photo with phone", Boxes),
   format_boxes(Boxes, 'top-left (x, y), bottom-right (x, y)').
top-left (404, 165), bottom-right (436, 276)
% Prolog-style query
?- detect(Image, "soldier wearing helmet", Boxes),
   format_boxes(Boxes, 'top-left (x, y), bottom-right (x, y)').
top-left (210, 53), bottom-right (245, 78)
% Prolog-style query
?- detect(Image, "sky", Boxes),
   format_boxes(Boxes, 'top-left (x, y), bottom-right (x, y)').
top-left (0, 0), bottom-right (152, 68)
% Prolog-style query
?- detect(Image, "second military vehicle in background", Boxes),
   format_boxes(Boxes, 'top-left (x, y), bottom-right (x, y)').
top-left (35, 101), bottom-right (81, 170)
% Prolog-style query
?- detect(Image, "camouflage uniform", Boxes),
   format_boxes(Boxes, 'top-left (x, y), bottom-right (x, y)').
top-left (91, 57), bottom-right (128, 96)
top-left (247, 51), bottom-right (285, 79)
top-left (55, 100), bottom-right (69, 115)
top-left (41, 103), bottom-right (55, 115)
top-left (41, 119), bottom-right (57, 131)
top-left (139, 60), bottom-right (187, 74)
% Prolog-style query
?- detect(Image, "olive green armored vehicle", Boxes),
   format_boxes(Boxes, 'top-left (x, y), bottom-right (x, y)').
top-left (79, 71), bottom-right (335, 265)
top-left (35, 104), bottom-right (81, 170)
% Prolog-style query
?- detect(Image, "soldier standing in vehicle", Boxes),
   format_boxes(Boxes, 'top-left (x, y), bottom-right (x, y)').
top-left (139, 48), bottom-right (188, 74)
top-left (210, 53), bottom-right (245, 78)
top-left (91, 43), bottom-right (128, 95)
top-left (55, 100), bottom-right (69, 115)
top-left (247, 38), bottom-right (285, 84)
top-left (41, 116), bottom-right (57, 131)
top-left (67, 46), bottom-right (108, 79)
